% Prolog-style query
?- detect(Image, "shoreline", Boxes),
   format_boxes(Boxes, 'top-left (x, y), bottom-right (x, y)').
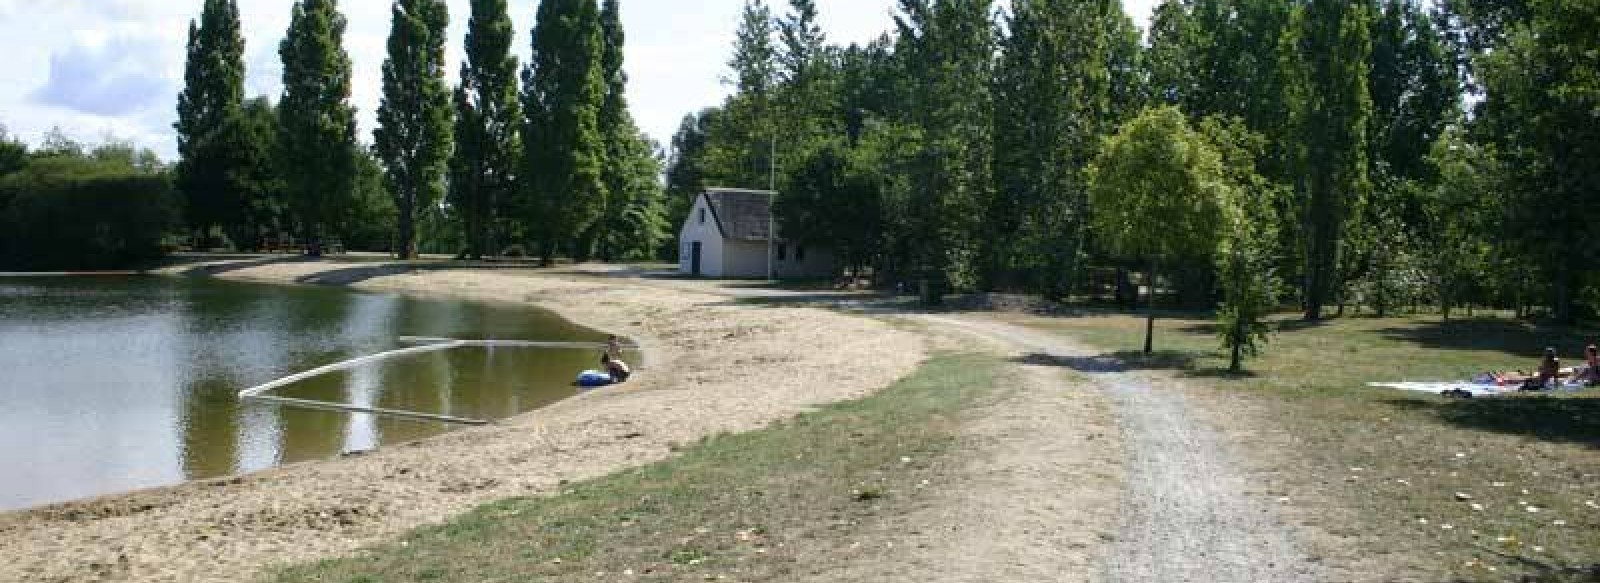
top-left (0, 258), bottom-right (927, 583)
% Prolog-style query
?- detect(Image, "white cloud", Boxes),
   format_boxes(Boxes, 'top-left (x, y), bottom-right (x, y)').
top-left (32, 34), bottom-right (179, 117)
top-left (0, 0), bottom-right (1158, 161)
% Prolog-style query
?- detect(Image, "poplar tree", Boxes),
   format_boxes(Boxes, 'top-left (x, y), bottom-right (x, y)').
top-left (1478, 0), bottom-right (1599, 324)
top-left (665, 108), bottom-right (718, 231)
top-left (1293, 0), bottom-right (1374, 320)
top-left (774, 0), bottom-right (835, 175)
top-left (991, 0), bottom-right (1117, 296)
top-left (450, 0), bottom-right (521, 260)
top-left (521, 0), bottom-right (607, 264)
top-left (375, 0), bottom-right (453, 260)
top-left (590, 0), bottom-right (668, 261)
top-left (277, 0), bottom-right (357, 254)
top-left (706, 0), bottom-right (779, 188)
top-left (1369, 0), bottom-right (1457, 184)
top-left (895, 0), bottom-right (995, 300)
top-left (1145, 0), bottom-right (1197, 108)
top-left (175, 0), bottom-right (245, 242)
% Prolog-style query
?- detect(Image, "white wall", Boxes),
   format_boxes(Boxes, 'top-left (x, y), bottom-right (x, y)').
top-left (676, 193), bottom-right (839, 279)
top-left (678, 195), bottom-right (725, 277)
top-left (722, 240), bottom-right (771, 278)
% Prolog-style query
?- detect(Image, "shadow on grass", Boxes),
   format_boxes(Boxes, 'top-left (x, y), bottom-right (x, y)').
top-left (1380, 396), bottom-right (1600, 448)
top-left (1378, 318), bottom-right (1596, 359)
top-left (1013, 350), bottom-right (1264, 381)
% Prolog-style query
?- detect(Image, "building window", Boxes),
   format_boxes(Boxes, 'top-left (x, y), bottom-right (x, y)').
top-left (776, 243), bottom-right (787, 261)
top-left (698, 208), bottom-right (706, 224)
top-left (796, 245), bottom-right (806, 262)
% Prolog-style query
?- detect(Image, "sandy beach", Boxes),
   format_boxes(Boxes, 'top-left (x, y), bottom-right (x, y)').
top-left (0, 259), bottom-right (927, 583)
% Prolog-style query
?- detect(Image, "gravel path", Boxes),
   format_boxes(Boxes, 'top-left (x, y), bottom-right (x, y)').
top-left (920, 315), bottom-right (1321, 583)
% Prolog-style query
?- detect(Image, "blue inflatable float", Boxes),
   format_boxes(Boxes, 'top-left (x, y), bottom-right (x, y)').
top-left (576, 370), bottom-right (613, 387)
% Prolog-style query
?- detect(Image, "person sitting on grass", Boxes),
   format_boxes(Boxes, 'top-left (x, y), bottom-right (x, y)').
top-left (601, 353), bottom-right (631, 384)
top-left (1530, 347), bottom-right (1562, 390)
top-left (1577, 344), bottom-right (1600, 387)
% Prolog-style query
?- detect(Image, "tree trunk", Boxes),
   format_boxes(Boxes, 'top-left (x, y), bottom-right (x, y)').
top-left (397, 191), bottom-right (417, 260)
top-left (1229, 254), bottom-right (1245, 373)
top-left (1144, 257), bottom-right (1157, 355)
top-left (1553, 263), bottom-right (1575, 324)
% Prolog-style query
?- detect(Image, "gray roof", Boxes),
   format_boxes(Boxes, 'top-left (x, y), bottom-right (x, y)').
top-left (704, 188), bottom-right (775, 241)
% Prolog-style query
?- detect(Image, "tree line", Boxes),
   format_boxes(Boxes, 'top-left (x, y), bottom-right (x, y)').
top-left (666, 0), bottom-right (1597, 341)
top-left (0, 129), bottom-right (176, 270)
top-left (175, 0), bottom-right (668, 262)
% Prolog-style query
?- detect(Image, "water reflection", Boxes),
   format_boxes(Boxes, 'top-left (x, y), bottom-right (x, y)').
top-left (0, 277), bottom-right (607, 511)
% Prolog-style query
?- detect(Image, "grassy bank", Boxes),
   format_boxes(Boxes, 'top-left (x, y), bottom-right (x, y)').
top-left (1014, 312), bottom-right (1599, 582)
top-left (269, 353), bottom-right (1004, 582)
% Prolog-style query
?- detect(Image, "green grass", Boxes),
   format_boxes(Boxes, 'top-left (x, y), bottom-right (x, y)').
top-left (1015, 312), bottom-right (1600, 582)
top-left (268, 354), bottom-right (1005, 583)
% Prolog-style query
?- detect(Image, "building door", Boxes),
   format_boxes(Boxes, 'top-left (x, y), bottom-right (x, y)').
top-left (690, 242), bottom-right (703, 276)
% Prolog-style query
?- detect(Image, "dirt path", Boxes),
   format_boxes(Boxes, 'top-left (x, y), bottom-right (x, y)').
top-left (797, 327), bottom-right (1125, 583)
top-left (599, 274), bottom-right (1323, 581)
top-left (918, 315), bottom-right (1322, 582)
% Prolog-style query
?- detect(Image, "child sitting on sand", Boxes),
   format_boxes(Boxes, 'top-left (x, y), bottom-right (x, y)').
top-left (601, 353), bottom-right (631, 384)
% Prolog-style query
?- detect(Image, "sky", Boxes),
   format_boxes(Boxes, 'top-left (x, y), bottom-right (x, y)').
top-left (0, 0), bottom-right (1159, 160)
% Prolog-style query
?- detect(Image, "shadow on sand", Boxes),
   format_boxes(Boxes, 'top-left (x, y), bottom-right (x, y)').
top-left (291, 261), bottom-right (542, 286)
top-left (178, 255), bottom-right (319, 278)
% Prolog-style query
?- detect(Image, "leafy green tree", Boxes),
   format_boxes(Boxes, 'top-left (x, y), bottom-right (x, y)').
top-left (665, 108), bottom-right (718, 235)
top-left (837, 38), bottom-right (902, 144)
top-left (990, 0), bottom-right (1118, 295)
top-left (36, 128), bottom-right (85, 159)
top-left (1290, 0), bottom-right (1374, 320)
top-left (1200, 116), bottom-right (1279, 373)
top-left (175, 0), bottom-right (246, 242)
top-left (704, 0), bottom-right (780, 188)
top-left (1145, 0), bottom-right (1197, 108)
top-left (342, 148), bottom-right (399, 252)
top-left (1477, 0), bottom-right (1598, 323)
top-left (895, 0), bottom-right (995, 301)
top-left (521, 0), bottom-right (607, 264)
top-left (450, 0), bottom-right (521, 260)
top-left (1105, 6), bottom-right (1148, 125)
top-left (1088, 106), bottom-right (1232, 354)
top-left (595, 134), bottom-right (669, 260)
top-left (375, 0), bottom-right (453, 260)
top-left (278, 0), bottom-right (357, 254)
top-left (1370, 0), bottom-right (1458, 184)
top-left (582, 0), bottom-right (669, 261)
top-left (0, 152), bottom-right (178, 270)
top-left (772, 0), bottom-right (838, 181)
top-left (775, 141), bottom-right (883, 276)
top-left (1420, 129), bottom-right (1496, 319)
top-left (190, 97), bottom-right (284, 250)
top-left (0, 126), bottom-right (27, 179)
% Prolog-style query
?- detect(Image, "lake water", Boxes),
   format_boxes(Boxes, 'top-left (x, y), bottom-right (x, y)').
top-left (0, 276), bottom-right (609, 511)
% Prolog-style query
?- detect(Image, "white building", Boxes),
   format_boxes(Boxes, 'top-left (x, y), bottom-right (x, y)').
top-left (677, 188), bottom-right (835, 279)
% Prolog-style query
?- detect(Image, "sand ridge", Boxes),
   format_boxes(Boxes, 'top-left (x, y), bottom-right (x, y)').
top-left (0, 259), bottom-right (926, 583)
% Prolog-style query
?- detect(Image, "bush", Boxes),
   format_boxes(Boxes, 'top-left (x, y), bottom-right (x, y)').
top-left (0, 157), bottom-right (178, 270)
